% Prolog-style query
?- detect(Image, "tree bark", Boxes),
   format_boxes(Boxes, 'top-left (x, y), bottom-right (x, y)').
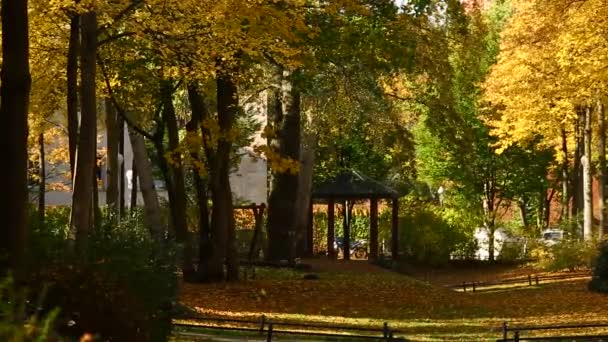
top-left (518, 199), bottom-right (527, 228)
top-left (294, 139), bottom-right (315, 257)
top-left (161, 81), bottom-right (195, 280)
top-left (67, 15), bottom-right (79, 179)
top-left (215, 72), bottom-right (239, 281)
top-left (38, 133), bottom-right (45, 225)
top-left (583, 105), bottom-right (593, 240)
top-left (71, 11), bottom-right (97, 251)
top-left (130, 156), bottom-right (138, 210)
top-left (0, 0), bottom-right (31, 276)
top-left (267, 69), bottom-right (301, 262)
top-left (118, 115), bottom-right (126, 219)
top-left (128, 128), bottom-right (164, 243)
top-left (186, 83), bottom-right (213, 281)
top-left (561, 126), bottom-right (570, 220)
top-left (598, 98), bottom-right (606, 239)
top-left (105, 98), bottom-right (119, 215)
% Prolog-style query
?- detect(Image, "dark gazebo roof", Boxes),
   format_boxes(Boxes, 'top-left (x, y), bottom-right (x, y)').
top-left (312, 169), bottom-right (398, 200)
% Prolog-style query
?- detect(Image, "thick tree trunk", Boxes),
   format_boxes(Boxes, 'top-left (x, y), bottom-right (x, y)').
top-left (186, 83), bottom-right (213, 281)
top-left (67, 15), bottom-right (79, 179)
top-left (38, 133), bottom-right (45, 225)
top-left (128, 128), bottom-right (164, 243)
top-left (118, 116), bottom-right (126, 219)
top-left (518, 199), bottom-right (527, 228)
top-left (583, 105), bottom-right (593, 240)
top-left (267, 69), bottom-right (301, 262)
top-left (161, 82), bottom-right (195, 280)
top-left (130, 157), bottom-right (137, 210)
top-left (71, 11), bottom-right (97, 250)
top-left (105, 98), bottom-right (119, 215)
top-left (0, 0), bottom-right (31, 276)
top-left (215, 72), bottom-right (239, 281)
top-left (598, 98), bottom-right (606, 239)
top-left (561, 127), bottom-right (570, 220)
top-left (294, 140), bottom-right (314, 257)
top-left (572, 111), bottom-right (583, 220)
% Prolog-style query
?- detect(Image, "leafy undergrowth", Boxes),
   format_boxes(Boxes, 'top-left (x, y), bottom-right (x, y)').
top-left (178, 262), bottom-right (608, 341)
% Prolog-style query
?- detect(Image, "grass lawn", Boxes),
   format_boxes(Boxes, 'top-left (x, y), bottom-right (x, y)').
top-left (176, 259), bottom-right (608, 341)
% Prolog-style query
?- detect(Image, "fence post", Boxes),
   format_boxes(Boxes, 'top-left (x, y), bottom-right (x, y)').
top-left (266, 323), bottom-right (273, 342)
top-left (383, 322), bottom-right (389, 338)
top-left (463, 282), bottom-right (467, 292)
top-left (528, 275), bottom-right (532, 286)
top-left (472, 282), bottom-right (476, 292)
top-left (535, 276), bottom-right (539, 285)
top-left (514, 330), bottom-right (519, 342)
top-left (502, 322), bottom-right (508, 341)
top-left (259, 315), bottom-right (266, 333)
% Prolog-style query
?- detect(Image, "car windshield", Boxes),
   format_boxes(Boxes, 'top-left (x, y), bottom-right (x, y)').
top-left (543, 232), bottom-right (562, 240)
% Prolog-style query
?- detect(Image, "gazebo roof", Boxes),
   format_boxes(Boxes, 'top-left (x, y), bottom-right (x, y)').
top-left (312, 169), bottom-right (398, 200)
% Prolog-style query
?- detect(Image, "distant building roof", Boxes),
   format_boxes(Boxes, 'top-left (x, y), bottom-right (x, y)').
top-left (312, 169), bottom-right (398, 200)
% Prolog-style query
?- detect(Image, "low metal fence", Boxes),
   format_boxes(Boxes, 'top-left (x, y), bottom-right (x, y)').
top-left (173, 315), bottom-right (406, 341)
top-left (448, 272), bottom-right (590, 292)
top-left (497, 321), bottom-right (608, 341)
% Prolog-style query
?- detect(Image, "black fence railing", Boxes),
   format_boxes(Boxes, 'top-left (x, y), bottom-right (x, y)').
top-left (447, 272), bottom-right (590, 292)
top-left (497, 321), bottom-right (608, 341)
top-left (173, 315), bottom-right (406, 341)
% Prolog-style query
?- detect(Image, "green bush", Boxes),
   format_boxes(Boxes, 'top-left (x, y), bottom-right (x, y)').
top-left (26, 207), bottom-right (178, 342)
top-left (589, 241), bottom-right (608, 292)
top-left (399, 198), bottom-right (471, 266)
top-left (532, 239), bottom-right (597, 272)
top-left (0, 276), bottom-right (59, 341)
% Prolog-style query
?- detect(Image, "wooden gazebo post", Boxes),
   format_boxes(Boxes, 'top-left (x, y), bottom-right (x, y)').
top-left (391, 198), bottom-right (399, 260)
top-left (369, 198), bottom-right (379, 260)
top-left (343, 201), bottom-right (350, 261)
top-left (327, 198), bottom-right (336, 259)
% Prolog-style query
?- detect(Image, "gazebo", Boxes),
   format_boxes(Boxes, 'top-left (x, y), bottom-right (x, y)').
top-left (308, 169), bottom-right (400, 261)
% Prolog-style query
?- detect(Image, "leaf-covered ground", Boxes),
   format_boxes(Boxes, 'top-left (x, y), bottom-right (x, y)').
top-left (178, 260), bottom-right (608, 341)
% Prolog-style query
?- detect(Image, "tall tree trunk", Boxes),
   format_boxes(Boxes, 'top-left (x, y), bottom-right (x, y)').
top-left (572, 110), bottom-right (583, 220)
top-left (130, 157), bottom-right (138, 210)
top-left (212, 71), bottom-right (239, 281)
top-left (71, 11), bottom-right (97, 250)
top-left (186, 83), bottom-right (213, 281)
top-left (105, 98), bottom-right (119, 215)
top-left (161, 82), bottom-right (195, 280)
top-left (118, 116), bottom-right (126, 219)
top-left (38, 133), bottom-right (45, 225)
top-left (0, 0), bottom-right (31, 276)
top-left (92, 163), bottom-right (101, 230)
top-left (583, 105), bottom-right (593, 240)
top-left (67, 15), bottom-right (79, 179)
top-left (267, 69), bottom-right (301, 262)
top-left (294, 135), bottom-right (315, 257)
top-left (598, 98), bottom-right (606, 239)
top-left (561, 126), bottom-right (570, 220)
top-left (128, 128), bottom-right (164, 243)
top-left (518, 199), bottom-right (527, 228)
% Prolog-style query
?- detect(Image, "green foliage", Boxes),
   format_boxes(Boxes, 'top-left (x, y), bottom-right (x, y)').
top-left (0, 276), bottom-right (59, 342)
top-left (398, 196), bottom-right (472, 266)
top-left (532, 239), bottom-right (597, 272)
top-left (26, 208), bottom-right (178, 341)
top-left (589, 241), bottom-right (608, 293)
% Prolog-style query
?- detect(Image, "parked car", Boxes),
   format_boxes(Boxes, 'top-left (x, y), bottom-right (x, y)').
top-left (540, 229), bottom-right (566, 247)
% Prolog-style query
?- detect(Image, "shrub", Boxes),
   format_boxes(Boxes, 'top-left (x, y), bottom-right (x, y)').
top-left (399, 198), bottom-right (471, 266)
top-left (532, 239), bottom-right (597, 272)
top-left (589, 241), bottom-right (608, 293)
top-left (0, 276), bottom-right (59, 341)
top-left (26, 208), bottom-right (178, 342)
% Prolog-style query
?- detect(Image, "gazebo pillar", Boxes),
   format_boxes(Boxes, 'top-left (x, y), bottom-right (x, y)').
top-left (327, 199), bottom-right (336, 259)
top-left (369, 198), bottom-right (379, 261)
top-left (306, 200), bottom-right (314, 257)
top-left (391, 198), bottom-right (399, 260)
top-left (343, 201), bottom-right (350, 261)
